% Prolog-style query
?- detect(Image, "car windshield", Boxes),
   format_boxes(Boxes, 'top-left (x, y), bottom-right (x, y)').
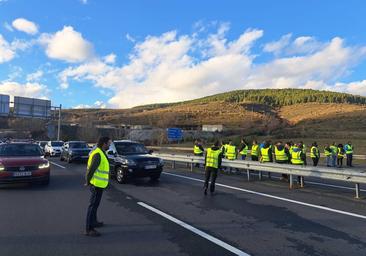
top-left (70, 143), bottom-right (87, 148)
top-left (115, 143), bottom-right (148, 155)
top-left (0, 144), bottom-right (42, 156)
top-left (51, 142), bottom-right (63, 147)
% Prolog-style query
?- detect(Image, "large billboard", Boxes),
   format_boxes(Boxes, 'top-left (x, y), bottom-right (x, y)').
top-left (0, 94), bottom-right (10, 116)
top-left (13, 96), bottom-right (51, 118)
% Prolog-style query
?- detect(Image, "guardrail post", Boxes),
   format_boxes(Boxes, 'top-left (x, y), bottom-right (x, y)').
top-left (247, 169), bottom-right (250, 181)
top-left (300, 176), bottom-right (304, 188)
top-left (259, 171), bottom-right (262, 180)
top-left (268, 172), bottom-right (271, 179)
top-left (172, 160), bottom-right (176, 169)
top-left (355, 183), bottom-right (361, 199)
top-left (190, 161), bottom-right (193, 172)
top-left (289, 174), bottom-right (293, 189)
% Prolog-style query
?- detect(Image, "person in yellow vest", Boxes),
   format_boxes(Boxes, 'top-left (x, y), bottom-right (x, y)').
top-left (337, 143), bottom-right (345, 168)
top-left (260, 141), bottom-right (273, 163)
top-left (310, 142), bottom-right (320, 166)
top-left (324, 143), bottom-right (332, 167)
top-left (330, 142), bottom-right (337, 167)
top-left (84, 136), bottom-right (111, 237)
top-left (251, 140), bottom-right (260, 161)
top-left (193, 139), bottom-right (204, 168)
top-left (344, 141), bottom-right (354, 167)
top-left (274, 141), bottom-right (289, 180)
top-left (225, 140), bottom-right (237, 160)
top-left (238, 139), bottom-right (249, 160)
top-left (204, 141), bottom-right (223, 195)
top-left (291, 143), bottom-right (306, 185)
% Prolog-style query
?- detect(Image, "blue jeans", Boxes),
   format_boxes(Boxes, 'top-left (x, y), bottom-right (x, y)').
top-left (331, 155), bottom-right (337, 167)
top-left (325, 156), bottom-right (331, 166)
top-left (241, 155), bottom-right (246, 160)
top-left (86, 185), bottom-right (104, 231)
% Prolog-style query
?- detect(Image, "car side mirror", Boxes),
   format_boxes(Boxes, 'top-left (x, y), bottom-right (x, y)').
top-left (148, 149), bottom-right (153, 154)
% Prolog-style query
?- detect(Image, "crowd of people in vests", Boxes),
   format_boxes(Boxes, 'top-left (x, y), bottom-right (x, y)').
top-left (194, 139), bottom-right (354, 168)
top-left (195, 139), bottom-right (354, 195)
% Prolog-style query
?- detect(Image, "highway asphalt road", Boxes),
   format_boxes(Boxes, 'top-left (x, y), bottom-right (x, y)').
top-left (1, 159), bottom-right (366, 256)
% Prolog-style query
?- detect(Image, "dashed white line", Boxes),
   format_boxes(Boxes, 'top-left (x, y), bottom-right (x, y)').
top-left (137, 201), bottom-right (250, 256)
top-left (49, 161), bottom-right (66, 169)
top-left (163, 172), bottom-right (366, 220)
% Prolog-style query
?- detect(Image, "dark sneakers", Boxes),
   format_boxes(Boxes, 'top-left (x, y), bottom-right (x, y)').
top-left (84, 229), bottom-right (101, 237)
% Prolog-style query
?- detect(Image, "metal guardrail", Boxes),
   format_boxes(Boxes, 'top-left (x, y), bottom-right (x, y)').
top-left (148, 146), bottom-right (366, 160)
top-left (153, 152), bottom-right (366, 199)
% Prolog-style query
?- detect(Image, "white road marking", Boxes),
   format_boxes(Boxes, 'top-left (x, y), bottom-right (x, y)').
top-left (138, 202), bottom-right (250, 256)
top-left (49, 161), bottom-right (66, 169)
top-left (163, 172), bottom-right (366, 220)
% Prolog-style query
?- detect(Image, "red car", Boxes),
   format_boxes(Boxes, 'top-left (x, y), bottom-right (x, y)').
top-left (0, 142), bottom-right (50, 185)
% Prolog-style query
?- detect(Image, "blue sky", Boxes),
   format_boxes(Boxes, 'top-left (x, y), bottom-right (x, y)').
top-left (0, 0), bottom-right (366, 108)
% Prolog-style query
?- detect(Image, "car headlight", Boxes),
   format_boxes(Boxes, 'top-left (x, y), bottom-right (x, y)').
top-left (39, 161), bottom-right (50, 169)
top-left (159, 158), bottom-right (164, 165)
top-left (122, 159), bottom-right (137, 166)
top-left (0, 164), bottom-right (4, 171)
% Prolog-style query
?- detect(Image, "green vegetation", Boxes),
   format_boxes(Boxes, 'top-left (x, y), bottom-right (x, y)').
top-left (135, 88), bottom-right (366, 109)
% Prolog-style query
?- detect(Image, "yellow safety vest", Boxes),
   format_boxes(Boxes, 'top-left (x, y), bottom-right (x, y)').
top-left (205, 148), bottom-right (221, 169)
top-left (302, 144), bottom-right (307, 154)
top-left (194, 145), bottom-right (204, 155)
top-left (274, 147), bottom-right (288, 161)
top-left (310, 146), bottom-right (320, 158)
top-left (260, 147), bottom-right (271, 162)
top-left (345, 144), bottom-right (353, 154)
top-left (87, 147), bottom-right (110, 188)
top-left (239, 145), bottom-right (248, 155)
top-left (291, 149), bottom-right (304, 165)
top-left (251, 144), bottom-right (259, 156)
top-left (337, 148), bottom-right (344, 158)
top-left (226, 145), bottom-right (236, 160)
top-left (324, 148), bottom-right (332, 157)
top-left (330, 145), bottom-right (337, 155)
top-left (289, 146), bottom-right (294, 155)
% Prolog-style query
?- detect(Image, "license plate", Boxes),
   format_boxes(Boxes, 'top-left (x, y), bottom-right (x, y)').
top-left (145, 165), bottom-right (157, 170)
top-left (13, 172), bottom-right (32, 177)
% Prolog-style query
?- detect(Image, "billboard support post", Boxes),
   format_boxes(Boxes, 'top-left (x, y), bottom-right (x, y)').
top-left (57, 104), bottom-right (62, 141)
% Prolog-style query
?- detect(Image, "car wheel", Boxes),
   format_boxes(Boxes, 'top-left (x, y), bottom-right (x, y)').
top-left (150, 174), bottom-right (161, 182)
top-left (116, 167), bottom-right (127, 184)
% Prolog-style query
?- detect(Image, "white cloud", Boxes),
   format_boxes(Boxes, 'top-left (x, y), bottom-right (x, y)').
top-left (103, 53), bottom-right (116, 64)
top-left (12, 18), bottom-right (39, 35)
top-left (0, 35), bottom-right (15, 63)
top-left (39, 26), bottom-right (93, 63)
top-left (58, 24), bottom-right (366, 108)
top-left (74, 100), bottom-right (106, 109)
top-left (0, 80), bottom-right (49, 99)
top-left (4, 22), bottom-right (13, 32)
top-left (26, 70), bottom-right (44, 82)
top-left (126, 33), bottom-right (135, 43)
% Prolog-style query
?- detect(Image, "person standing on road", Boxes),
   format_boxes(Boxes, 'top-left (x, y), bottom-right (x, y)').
top-left (193, 139), bottom-right (204, 168)
top-left (291, 143), bottom-right (306, 186)
top-left (274, 141), bottom-right (289, 181)
top-left (238, 139), bottom-right (249, 160)
top-left (344, 141), bottom-right (354, 167)
top-left (251, 140), bottom-right (260, 161)
top-left (330, 142), bottom-right (337, 167)
top-left (204, 141), bottom-right (223, 195)
top-left (84, 136), bottom-right (111, 237)
top-left (337, 143), bottom-right (345, 168)
top-left (324, 143), bottom-right (332, 167)
top-left (310, 142), bottom-right (320, 166)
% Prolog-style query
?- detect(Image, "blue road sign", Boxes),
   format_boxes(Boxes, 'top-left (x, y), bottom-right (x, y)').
top-left (167, 128), bottom-right (183, 141)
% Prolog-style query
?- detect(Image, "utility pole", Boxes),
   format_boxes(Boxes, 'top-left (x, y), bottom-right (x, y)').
top-left (57, 104), bottom-right (62, 140)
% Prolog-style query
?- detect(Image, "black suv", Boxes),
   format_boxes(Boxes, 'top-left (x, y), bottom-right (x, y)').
top-left (106, 140), bottom-right (164, 183)
top-left (60, 141), bottom-right (91, 163)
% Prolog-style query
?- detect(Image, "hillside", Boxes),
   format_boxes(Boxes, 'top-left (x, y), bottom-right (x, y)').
top-left (62, 88), bottom-right (366, 139)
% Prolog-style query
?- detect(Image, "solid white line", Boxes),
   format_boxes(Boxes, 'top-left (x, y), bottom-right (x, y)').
top-left (162, 172), bottom-right (366, 220)
top-left (137, 201), bottom-right (250, 256)
top-left (49, 161), bottom-right (66, 169)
